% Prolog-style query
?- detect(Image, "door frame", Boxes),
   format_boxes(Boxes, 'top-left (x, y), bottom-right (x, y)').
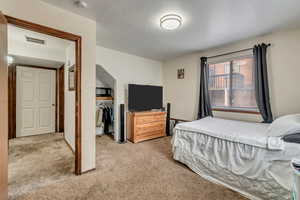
top-left (5, 15), bottom-right (82, 175)
top-left (0, 12), bottom-right (8, 200)
top-left (58, 65), bottom-right (65, 132)
top-left (8, 64), bottom-right (16, 139)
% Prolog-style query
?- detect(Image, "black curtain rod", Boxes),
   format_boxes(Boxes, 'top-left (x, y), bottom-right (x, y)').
top-left (207, 43), bottom-right (271, 59)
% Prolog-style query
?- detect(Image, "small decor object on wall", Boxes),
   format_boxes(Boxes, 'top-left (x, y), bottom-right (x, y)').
top-left (68, 65), bottom-right (75, 91)
top-left (177, 68), bottom-right (184, 79)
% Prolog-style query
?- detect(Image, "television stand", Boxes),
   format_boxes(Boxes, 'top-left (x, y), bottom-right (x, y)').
top-left (127, 111), bottom-right (166, 143)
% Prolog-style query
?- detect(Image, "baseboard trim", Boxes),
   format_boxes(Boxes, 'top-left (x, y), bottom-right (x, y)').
top-left (170, 118), bottom-right (190, 122)
top-left (81, 168), bottom-right (96, 175)
top-left (64, 138), bottom-right (75, 154)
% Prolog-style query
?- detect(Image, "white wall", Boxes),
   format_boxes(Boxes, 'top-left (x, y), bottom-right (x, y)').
top-left (8, 38), bottom-right (66, 63)
top-left (8, 25), bottom-right (69, 63)
top-left (1, 0), bottom-right (97, 172)
top-left (64, 44), bottom-right (75, 151)
top-left (96, 46), bottom-right (163, 140)
top-left (96, 66), bottom-right (115, 88)
top-left (163, 28), bottom-right (300, 122)
top-left (96, 79), bottom-right (108, 88)
top-left (8, 41), bottom-right (65, 62)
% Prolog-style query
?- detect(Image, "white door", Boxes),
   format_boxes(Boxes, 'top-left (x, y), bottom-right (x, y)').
top-left (16, 66), bottom-right (56, 137)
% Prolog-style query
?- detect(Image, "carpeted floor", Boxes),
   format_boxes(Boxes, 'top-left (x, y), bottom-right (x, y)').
top-left (9, 134), bottom-right (247, 200)
top-left (8, 133), bottom-right (74, 199)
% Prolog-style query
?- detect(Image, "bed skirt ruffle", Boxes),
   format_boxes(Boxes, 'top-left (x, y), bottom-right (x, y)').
top-left (172, 129), bottom-right (291, 200)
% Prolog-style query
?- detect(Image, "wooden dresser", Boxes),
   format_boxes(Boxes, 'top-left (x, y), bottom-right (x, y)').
top-left (127, 111), bottom-right (166, 143)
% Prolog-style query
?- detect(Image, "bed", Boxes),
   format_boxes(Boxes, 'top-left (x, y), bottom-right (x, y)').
top-left (171, 116), bottom-right (300, 200)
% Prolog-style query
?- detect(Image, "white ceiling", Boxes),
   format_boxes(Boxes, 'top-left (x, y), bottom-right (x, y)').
top-left (41, 0), bottom-right (300, 61)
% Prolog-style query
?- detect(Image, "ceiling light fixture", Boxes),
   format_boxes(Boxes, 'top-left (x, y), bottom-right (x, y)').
top-left (160, 14), bottom-right (182, 30)
top-left (74, 0), bottom-right (88, 8)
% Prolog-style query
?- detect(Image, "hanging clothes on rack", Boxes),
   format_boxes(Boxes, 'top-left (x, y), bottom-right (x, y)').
top-left (102, 106), bottom-right (113, 134)
top-left (96, 108), bottom-right (103, 127)
top-left (96, 101), bottom-right (114, 135)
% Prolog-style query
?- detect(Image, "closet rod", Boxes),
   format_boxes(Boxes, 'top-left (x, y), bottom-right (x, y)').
top-left (207, 43), bottom-right (271, 59)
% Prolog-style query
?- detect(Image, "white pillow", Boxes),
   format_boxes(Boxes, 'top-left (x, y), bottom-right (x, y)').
top-left (267, 114), bottom-right (300, 137)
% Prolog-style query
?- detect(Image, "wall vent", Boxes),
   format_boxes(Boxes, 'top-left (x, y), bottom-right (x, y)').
top-left (25, 36), bottom-right (46, 45)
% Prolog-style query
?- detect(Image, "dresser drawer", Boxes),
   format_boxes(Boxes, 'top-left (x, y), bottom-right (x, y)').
top-left (134, 130), bottom-right (165, 143)
top-left (135, 122), bottom-right (165, 135)
top-left (136, 114), bottom-right (166, 125)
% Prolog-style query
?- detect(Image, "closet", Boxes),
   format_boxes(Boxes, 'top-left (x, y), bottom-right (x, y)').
top-left (96, 65), bottom-right (115, 136)
top-left (96, 89), bottom-right (114, 135)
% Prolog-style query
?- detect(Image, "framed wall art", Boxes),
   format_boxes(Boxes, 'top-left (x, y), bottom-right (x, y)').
top-left (177, 68), bottom-right (184, 79)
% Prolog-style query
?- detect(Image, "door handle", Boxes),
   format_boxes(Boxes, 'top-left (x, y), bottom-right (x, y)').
top-left (52, 104), bottom-right (55, 106)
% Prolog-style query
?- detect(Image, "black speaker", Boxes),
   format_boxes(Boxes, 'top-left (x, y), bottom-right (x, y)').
top-left (119, 104), bottom-right (126, 143)
top-left (166, 103), bottom-right (171, 136)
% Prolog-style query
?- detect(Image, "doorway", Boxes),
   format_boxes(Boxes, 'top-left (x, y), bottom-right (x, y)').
top-left (7, 22), bottom-right (78, 197)
top-left (96, 65), bottom-right (116, 138)
top-left (95, 65), bottom-right (117, 169)
top-left (0, 13), bottom-right (83, 199)
top-left (5, 15), bottom-right (82, 175)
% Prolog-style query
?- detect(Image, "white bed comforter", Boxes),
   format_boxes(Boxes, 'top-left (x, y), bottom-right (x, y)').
top-left (172, 117), bottom-right (300, 200)
top-left (175, 117), bottom-right (276, 149)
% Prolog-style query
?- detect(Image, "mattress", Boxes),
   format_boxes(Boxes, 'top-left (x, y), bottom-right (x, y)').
top-left (172, 117), bottom-right (300, 200)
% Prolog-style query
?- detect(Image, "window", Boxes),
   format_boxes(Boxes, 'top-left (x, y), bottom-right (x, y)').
top-left (208, 56), bottom-right (258, 112)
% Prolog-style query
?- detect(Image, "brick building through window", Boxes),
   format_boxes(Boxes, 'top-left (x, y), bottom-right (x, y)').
top-left (208, 56), bottom-right (258, 111)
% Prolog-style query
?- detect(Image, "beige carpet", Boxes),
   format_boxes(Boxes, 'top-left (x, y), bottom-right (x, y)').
top-left (9, 134), bottom-right (247, 200)
top-left (9, 133), bottom-right (74, 199)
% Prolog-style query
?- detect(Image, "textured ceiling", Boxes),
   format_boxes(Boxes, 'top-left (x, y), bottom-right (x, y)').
top-left (41, 0), bottom-right (300, 61)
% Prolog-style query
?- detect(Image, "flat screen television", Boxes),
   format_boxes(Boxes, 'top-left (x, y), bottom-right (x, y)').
top-left (128, 84), bottom-right (163, 111)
